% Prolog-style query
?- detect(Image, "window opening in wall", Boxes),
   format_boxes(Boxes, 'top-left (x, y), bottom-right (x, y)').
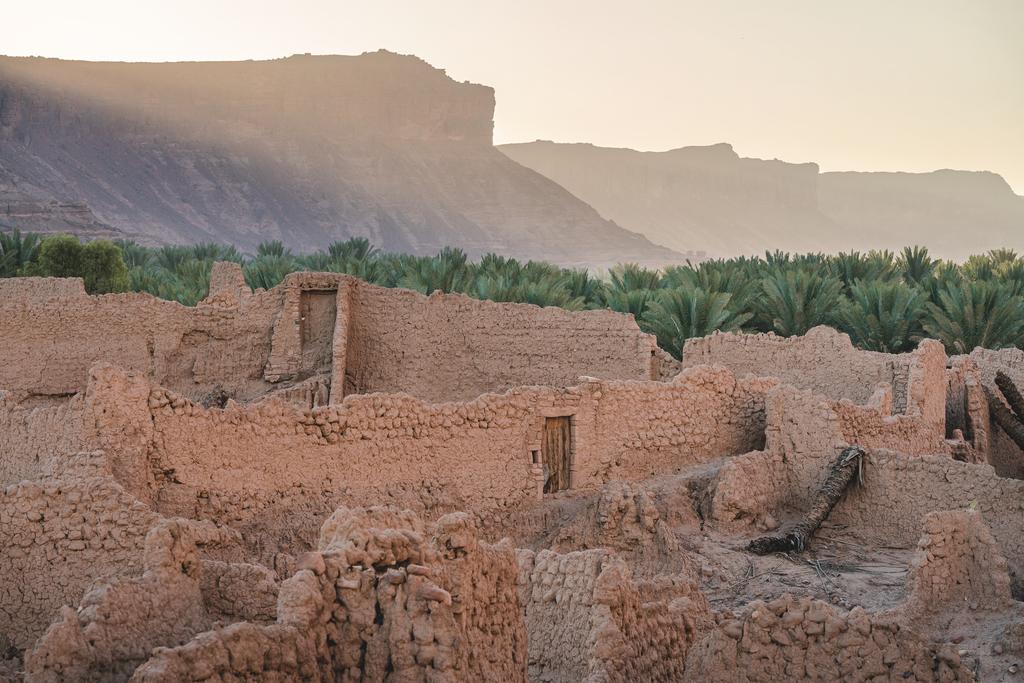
top-left (542, 416), bottom-right (572, 493)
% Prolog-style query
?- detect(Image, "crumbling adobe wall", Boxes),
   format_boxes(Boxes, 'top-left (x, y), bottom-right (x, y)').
top-left (960, 347), bottom-right (1024, 479)
top-left (528, 480), bottom-right (689, 578)
top-left (710, 384), bottom-right (1024, 581)
top-left (0, 275), bottom-right (281, 401)
top-left (898, 509), bottom-right (1014, 622)
top-left (128, 506), bottom-right (527, 682)
top-left (518, 547), bottom-right (710, 682)
top-left (343, 278), bottom-right (662, 402)
top-left (1, 268), bottom-right (671, 408)
top-left (828, 451), bottom-right (1024, 581)
top-left (518, 548), bottom-right (608, 681)
top-left (0, 452), bottom-right (158, 650)
top-left (587, 562), bottom-right (711, 682)
top-left (684, 595), bottom-right (973, 681)
top-left (85, 363), bottom-right (771, 561)
top-left (24, 519), bottom-right (261, 683)
top-left (0, 393), bottom-right (86, 484)
top-left (945, 356), bottom-right (990, 464)
top-left (683, 327), bottom-right (947, 418)
top-left (575, 367), bottom-right (775, 485)
top-left (140, 382), bottom-right (552, 558)
top-left (711, 381), bottom-right (955, 534)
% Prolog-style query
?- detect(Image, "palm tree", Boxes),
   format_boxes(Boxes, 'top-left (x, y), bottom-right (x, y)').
top-left (601, 263), bottom-right (662, 319)
top-left (561, 268), bottom-right (606, 308)
top-left (256, 240), bottom-right (290, 258)
top-left (114, 240), bottom-right (154, 271)
top-left (603, 288), bottom-right (658, 320)
top-left (514, 279), bottom-right (584, 310)
top-left (244, 254), bottom-right (301, 290)
top-left (896, 246), bottom-right (938, 286)
top-left (661, 260), bottom-right (756, 311)
top-left (643, 287), bottom-right (752, 360)
top-left (0, 229), bottom-right (42, 276)
top-left (327, 237), bottom-right (378, 264)
top-left (190, 242), bottom-right (243, 263)
top-left (827, 251), bottom-right (895, 291)
top-left (962, 253), bottom-right (997, 281)
top-left (153, 245), bottom-right (193, 273)
top-left (755, 269), bottom-right (843, 336)
top-left (837, 280), bottom-right (925, 352)
top-left (922, 280), bottom-right (1024, 353)
top-left (398, 247), bottom-right (472, 294)
top-left (608, 263), bottom-right (662, 292)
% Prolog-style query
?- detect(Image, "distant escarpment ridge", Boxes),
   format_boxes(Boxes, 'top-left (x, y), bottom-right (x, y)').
top-left (0, 52), bottom-right (682, 267)
top-left (500, 141), bottom-right (1024, 261)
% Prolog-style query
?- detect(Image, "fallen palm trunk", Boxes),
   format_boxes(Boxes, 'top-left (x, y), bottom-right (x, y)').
top-left (986, 386), bottom-right (1024, 451)
top-left (747, 446), bottom-right (866, 555)
top-left (995, 371), bottom-right (1024, 425)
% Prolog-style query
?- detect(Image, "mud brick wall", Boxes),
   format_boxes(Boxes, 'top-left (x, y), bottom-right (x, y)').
top-left (831, 452), bottom-right (1024, 580)
top-left (128, 507), bottom-right (528, 683)
top-left (682, 327), bottom-right (946, 415)
top-left (959, 347), bottom-right (1024, 479)
top-left (25, 520), bottom-right (278, 683)
top-left (0, 453), bottom-right (158, 649)
top-left (518, 548), bottom-right (711, 682)
top-left (86, 365), bottom-right (770, 560)
top-left (686, 595), bottom-right (972, 681)
top-left (342, 279), bottom-right (661, 402)
top-left (0, 393), bottom-right (86, 484)
top-left (0, 276), bottom-right (281, 400)
top-left (574, 367), bottom-right (774, 484)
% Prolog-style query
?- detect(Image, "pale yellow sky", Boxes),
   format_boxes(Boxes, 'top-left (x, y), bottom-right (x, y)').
top-left (6, 0), bottom-right (1023, 192)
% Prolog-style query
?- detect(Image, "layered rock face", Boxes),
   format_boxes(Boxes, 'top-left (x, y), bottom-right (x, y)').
top-left (500, 141), bottom-right (1024, 260)
top-left (0, 53), bottom-right (679, 267)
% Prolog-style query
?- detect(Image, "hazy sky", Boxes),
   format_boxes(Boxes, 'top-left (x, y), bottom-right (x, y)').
top-left (6, 0), bottom-right (1023, 192)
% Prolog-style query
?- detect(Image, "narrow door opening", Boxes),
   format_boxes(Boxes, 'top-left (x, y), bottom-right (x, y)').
top-left (299, 290), bottom-right (337, 376)
top-left (542, 416), bottom-right (572, 493)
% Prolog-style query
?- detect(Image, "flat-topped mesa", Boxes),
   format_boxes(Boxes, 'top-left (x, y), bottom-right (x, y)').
top-left (500, 140), bottom-right (1024, 260)
top-left (0, 51), bottom-right (494, 147)
top-left (0, 53), bottom-right (682, 265)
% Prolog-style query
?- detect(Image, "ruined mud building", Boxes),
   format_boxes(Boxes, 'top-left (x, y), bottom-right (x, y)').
top-left (1, 263), bottom-right (1022, 682)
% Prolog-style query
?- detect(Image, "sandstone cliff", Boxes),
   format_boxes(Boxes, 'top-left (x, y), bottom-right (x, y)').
top-left (0, 52), bottom-right (679, 267)
top-left (500, 141), bottom-right (1024, 260)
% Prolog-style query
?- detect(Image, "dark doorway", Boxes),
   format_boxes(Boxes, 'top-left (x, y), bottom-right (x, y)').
top-left (299, 290), bottom-right (337, 375)
top-left (542, 416), bottom-right (572, 493)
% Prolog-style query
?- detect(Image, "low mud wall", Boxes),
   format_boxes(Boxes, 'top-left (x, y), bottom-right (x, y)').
top-left (341, 278), bottom-right (666, 402)
top-left (0, 276), bottom-right (280, 400)
top-left (79, 364), bottom-right (770, 560)
top-left (712, 383), bottom-right (1024, 582)
top-left (0, 453), bottom-right (159, 650)
top-left (683, 327), bottom-right (947, 419)
top-left (518, 548), bottom-right (710, 682)
top-left (0, 394), bottom-right (86, 484)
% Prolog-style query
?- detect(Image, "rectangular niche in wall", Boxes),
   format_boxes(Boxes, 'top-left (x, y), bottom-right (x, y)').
top-left (299, 290), bottom-right (337, 376)
top-left (542, 416), bottom-right (572, 493)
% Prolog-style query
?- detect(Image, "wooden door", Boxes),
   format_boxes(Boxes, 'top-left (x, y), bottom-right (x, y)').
top-left (300, 290), bottom-right (337, 375)
top-left (542, 416), bottom-right (572, 493)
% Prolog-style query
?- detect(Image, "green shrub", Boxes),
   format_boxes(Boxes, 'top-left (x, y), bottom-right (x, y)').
top-left (81, 240), bottom-right (129, 293)
top-left (37, 234), bottom-right (86, 278)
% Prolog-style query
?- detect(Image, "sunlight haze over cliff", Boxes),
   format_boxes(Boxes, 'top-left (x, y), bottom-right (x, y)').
top-left (5, 0), bottom-right (1023, 192)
